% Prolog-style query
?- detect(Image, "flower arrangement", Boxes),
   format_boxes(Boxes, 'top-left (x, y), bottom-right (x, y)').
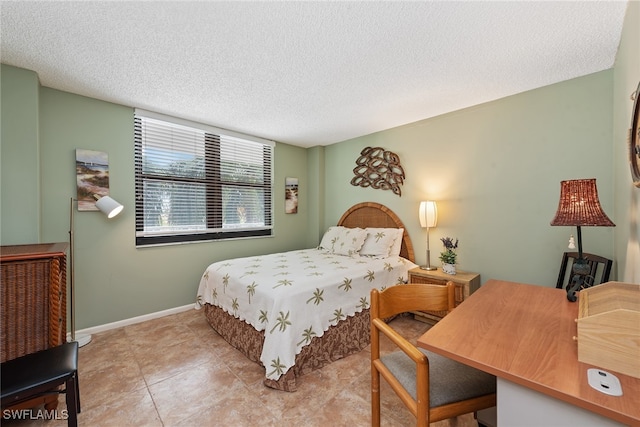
top-left (438, 237), bottom-right (459, 265)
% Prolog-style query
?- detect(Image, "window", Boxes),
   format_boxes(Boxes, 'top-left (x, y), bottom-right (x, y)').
top-left (134, 110), bottom-right (274, 246)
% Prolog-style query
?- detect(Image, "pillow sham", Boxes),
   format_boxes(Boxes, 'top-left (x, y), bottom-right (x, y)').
top-left (318, 226), bottom-right (367, 256)
top-left (388, 228), bottom-right (405, 257)
top-left (360, 228), bottom-right (398, 258)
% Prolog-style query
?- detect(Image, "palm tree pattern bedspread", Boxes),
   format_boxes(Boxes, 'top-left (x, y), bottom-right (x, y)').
top-left (195, 248), bottom-right (416, 381)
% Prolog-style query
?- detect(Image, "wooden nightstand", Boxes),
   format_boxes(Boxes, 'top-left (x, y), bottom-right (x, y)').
top-left (408, 267), bottom-right (480, 323)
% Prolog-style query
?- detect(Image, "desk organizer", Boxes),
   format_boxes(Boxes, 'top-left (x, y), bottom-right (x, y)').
top-left (576, 282), bottom-right (640, 379)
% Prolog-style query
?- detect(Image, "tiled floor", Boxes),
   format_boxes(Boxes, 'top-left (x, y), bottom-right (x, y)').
top-left (5, 309), bottom-right (480, 426)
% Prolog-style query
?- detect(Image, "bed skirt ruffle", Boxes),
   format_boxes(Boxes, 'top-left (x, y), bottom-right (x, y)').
top-left (203, 303), bottom-right (370, 392)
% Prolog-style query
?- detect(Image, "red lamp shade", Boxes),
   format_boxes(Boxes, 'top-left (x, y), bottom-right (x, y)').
top-left (550, 179), bottom-right (615, 227)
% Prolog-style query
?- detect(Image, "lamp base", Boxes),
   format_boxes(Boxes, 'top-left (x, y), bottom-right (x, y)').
top-left (420, 266), bottom-right (437, 271)
top-left (69, 333), bottom-right (92, 348)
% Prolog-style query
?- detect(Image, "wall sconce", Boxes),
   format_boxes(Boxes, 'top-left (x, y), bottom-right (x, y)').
top-left (94, 194), bottom-right (124, 218)
top-left (550, 179), bottom-right (615, 301)
top-left (69, 195), bottom-right (124, 347)
top-left (419, 201), bottom-right (438, 270)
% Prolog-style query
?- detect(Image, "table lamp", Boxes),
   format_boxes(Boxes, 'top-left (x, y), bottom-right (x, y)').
top-left (550, 179), bottom-right (614, 301)
top-left (419, 201), bottom-right (438, 270)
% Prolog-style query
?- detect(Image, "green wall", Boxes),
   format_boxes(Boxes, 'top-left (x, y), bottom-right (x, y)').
top-left (613, 0), bottom-right (640, 283)
top-left (1, 66), bottom-right (40, 243)
top-left (322, 71), bottom-right (616, 287)
top-left (317, 2), bottom-right (640, 287)
top-left (1, 65), bottom-right (309, 329)
top-left (306, 145), bottom-right (325, 248)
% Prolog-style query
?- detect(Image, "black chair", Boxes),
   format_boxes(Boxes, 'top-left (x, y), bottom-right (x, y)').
top-left (556, 251), bottom-right (613, 291)
top-left (1, 342), bottom-right (80, 427)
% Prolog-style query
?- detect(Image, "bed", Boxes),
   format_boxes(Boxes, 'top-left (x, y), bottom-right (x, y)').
top-left (195, 202), bottom-right (417, 391)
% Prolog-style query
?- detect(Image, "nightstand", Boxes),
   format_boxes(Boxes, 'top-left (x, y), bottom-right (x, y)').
top-left (408, 267), bottom-right (481, 323)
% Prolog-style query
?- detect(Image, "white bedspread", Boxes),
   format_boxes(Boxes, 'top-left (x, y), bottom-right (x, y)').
top-left (195, 248), bottom-right (416, 380)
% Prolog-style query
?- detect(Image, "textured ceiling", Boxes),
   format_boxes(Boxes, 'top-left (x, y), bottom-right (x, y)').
top-left (0, 1), bottom-right (628, 147)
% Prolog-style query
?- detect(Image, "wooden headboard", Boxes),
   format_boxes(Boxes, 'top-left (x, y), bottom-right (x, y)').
top-left (337, 202), bottom-right (415, 262)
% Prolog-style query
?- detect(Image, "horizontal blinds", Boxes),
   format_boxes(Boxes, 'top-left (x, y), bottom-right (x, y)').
top-left (134, 110), bottom-right (273, 242)
top-left (135, 109), bottom-right (275, 147)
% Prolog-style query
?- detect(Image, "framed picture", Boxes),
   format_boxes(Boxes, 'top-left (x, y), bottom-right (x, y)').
top-left (76, 149), bottom-right (111, 211)
top-left (285, 177), bottom-right (298, 214)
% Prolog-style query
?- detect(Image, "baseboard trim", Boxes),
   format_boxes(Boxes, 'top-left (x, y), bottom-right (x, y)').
top-left (66, 304), bottom-right (194, 341)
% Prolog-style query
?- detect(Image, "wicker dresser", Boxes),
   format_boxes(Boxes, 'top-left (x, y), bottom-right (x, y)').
top-left (1, 243), bottom-right (68, 363)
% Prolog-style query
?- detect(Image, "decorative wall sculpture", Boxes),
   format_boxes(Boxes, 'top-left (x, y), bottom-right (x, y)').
top-left (350, 146), bottom-right (405, 196)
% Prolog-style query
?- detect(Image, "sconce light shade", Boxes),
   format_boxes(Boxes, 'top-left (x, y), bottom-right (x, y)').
top-left (95, 195), bottom-right (124, 218)
top-left (550, 179), bottom-right (614, 227)
top-left (419, 201), bottom-right (438, 228)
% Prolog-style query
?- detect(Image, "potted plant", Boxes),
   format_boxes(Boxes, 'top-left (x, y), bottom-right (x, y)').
top-left (439, 237), bottom-right (459, 275)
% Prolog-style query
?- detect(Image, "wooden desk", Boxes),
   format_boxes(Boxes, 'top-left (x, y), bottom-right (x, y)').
top-left (417, 280), bottom-right (640, 426)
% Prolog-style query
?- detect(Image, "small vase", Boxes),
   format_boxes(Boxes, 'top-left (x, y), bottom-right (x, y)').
top-left (443, 263), bottom-right (456, 275)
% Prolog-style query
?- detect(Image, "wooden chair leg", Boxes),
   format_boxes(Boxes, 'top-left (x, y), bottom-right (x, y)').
top-left (371, 365), bottom-right (381, 427)
top-left (44, 393), bottom-right (59, 411)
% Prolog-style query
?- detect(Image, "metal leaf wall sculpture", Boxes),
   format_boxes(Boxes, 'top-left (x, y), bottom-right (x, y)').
top-left (350, 146), bottom-right (405, 196)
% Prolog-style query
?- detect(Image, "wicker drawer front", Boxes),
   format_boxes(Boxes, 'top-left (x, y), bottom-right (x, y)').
top-left (410, 275), bottom-right (448, 285)
top-left (409, 275), bottom-right (465, 306)
top-left (1, 244), bottom-right (66, 363)
top-left (409, 275), bottom-right (450, 318)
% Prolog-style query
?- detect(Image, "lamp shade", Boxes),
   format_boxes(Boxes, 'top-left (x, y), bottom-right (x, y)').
top-left (550, 179), bottom-right (614, 227)
top-left (95, 195), bottom-right (124, 219)
top-left (419, 201), bottom-right (437, 228)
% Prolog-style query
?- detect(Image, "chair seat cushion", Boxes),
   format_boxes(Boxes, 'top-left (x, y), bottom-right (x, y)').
top-left (1, 342), bottom-right (78, 402)
top-left (381, 348), bottom-right (496, 407)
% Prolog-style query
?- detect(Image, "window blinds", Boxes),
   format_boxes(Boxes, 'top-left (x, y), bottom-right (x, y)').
top-left (134, 109), bottom-right (274, 246)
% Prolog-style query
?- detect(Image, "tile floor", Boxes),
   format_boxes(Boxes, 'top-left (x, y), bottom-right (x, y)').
top-left (4, 309), bottom-right (480, 426)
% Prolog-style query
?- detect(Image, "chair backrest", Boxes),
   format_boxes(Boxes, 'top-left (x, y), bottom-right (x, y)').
top-left (371, 283), bottom-right (455, 320)
top-left (370, 282), bottom-right (495, 427)
top-left (556, 252), bottom-right (613, 290)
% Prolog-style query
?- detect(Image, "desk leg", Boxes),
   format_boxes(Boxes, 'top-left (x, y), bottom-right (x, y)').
top-left (477, 407), bottom-right (497, 427)
top-left (497, 378), bottom-right (624, 427)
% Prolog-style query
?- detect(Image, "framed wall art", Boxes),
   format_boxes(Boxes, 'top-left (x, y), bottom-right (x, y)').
top-left (285, 177), bottom-right (298, 214)
top-left (76, 149), bottom-right (111, 211)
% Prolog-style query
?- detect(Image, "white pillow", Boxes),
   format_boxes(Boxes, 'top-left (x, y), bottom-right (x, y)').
top-left (360, 228), bottom-right (398, 258)
top-left (319, 226), bottom-right (367, 256)
top-left (388, 228), bottom-right (405, 257)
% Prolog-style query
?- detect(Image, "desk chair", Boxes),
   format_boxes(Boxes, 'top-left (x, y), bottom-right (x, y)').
top-left (1, 342), bottom-right (80, 427)
top-left (556, 252), bottom-right (613, 291)
top-left (370, 283), bottom-right (496, 427)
